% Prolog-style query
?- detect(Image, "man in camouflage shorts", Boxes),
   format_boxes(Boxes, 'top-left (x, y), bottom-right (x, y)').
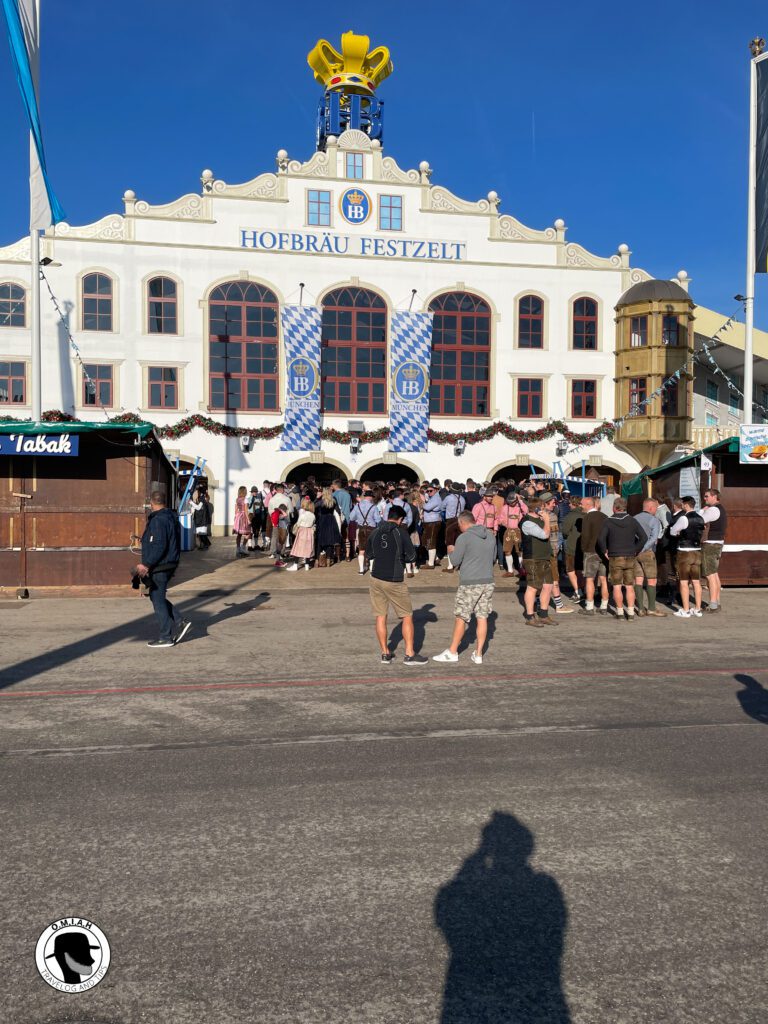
top-left (433, 511), bottom-right (497, 665)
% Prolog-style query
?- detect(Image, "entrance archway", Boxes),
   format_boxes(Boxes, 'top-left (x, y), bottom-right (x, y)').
top-left (490, 463), bottom-right (548, 484)
top-left (360, 462), bottom-right (420, 485)
top-left (284, 460), bottom-right (350, 486)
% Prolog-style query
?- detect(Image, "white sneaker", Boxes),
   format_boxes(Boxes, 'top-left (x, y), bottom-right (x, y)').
top-left (555, 605), bottom-right (575, 614)
top-left (304, 564), bottom-right (310, 571)
top-left (674, 608), bottom-right (691, 618)
top-left (691, 608), bottom-right (703, 617)
top-left (432, 649), bottom-right (459, 663)
top-left (411, 567), bottom-right (420, 575)
top-left (470, 651), bottom-right (483, 665)
top-left (284, 563), bottom-right (298, 572)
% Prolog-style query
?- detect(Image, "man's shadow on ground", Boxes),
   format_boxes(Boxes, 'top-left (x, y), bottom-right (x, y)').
top-left (180, 591), bottom-right (271, 642)
top-left (389, 603), bottom-right (438, 654)
top-left (735, 674), bottom-right (768, 725)
top-left (435, 811), bottom-right (571, 1024)
top-left (459, 612), bottom-right (497, 655)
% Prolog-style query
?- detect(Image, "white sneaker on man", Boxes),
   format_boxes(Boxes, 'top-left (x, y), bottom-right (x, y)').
top-left (674, 608), bottom-right (691, 618)
top-left (470, 651), bottom-right (483, 665)
top-left (691, 608), bottom-right (703, 617)
top-left (432, 649), bottom-right (459, 663)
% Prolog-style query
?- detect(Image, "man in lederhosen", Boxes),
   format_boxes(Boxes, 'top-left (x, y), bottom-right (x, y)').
top-left (349, 489), bottom-right (381, 576)
top-left (441, 484), bottom-right (466, 574)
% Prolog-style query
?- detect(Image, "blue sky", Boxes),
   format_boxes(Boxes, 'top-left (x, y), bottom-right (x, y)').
top-left (1, 0), bottom-right (767, 324)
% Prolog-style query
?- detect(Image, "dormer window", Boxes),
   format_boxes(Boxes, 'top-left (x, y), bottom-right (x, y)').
top-left (345, 153), bottom-right (364, 179)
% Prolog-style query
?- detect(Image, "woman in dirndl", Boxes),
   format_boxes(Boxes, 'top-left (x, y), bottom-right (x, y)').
top-left (233, 485), bottom-right (252, 558)
top-left (285, 497), bottom-right (316, 571)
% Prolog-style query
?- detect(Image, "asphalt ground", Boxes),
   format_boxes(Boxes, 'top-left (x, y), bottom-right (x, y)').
top-left (1, 543), bottom-right (767, 1023)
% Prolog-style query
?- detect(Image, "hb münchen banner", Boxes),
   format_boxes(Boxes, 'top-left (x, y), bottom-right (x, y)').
top-left (389, 311), bottom-right (434, 452)
top-left (757, 56), bottom-right (768, 272)
top-left (280, 305), bottom-right (322, 451)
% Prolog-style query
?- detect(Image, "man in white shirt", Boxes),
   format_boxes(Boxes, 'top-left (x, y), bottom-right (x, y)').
top-left (701, 488), bottom-right (727, 612)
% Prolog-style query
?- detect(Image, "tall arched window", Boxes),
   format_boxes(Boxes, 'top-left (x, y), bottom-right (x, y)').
top-left (428, 292), bottom-right (490, 416)
top-left (321, 287), bottom-right (386, 414)
top-left (517, 295), bottom-right (543, 348)
top-left (0, 283), bottom-right (26, 327)
top-left (572, 297), bottom-right (598, 350)
top-left (208, 281), bottom-right (279, 411)
top-left (82, 273), bottom-right (113, 332)
top-left (148, 276), bottom-right (178, 334)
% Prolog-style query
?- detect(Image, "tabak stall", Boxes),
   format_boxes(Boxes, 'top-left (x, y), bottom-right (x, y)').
top-left (623, 437), bottom-right (768, 585)
top-left (0, 421), bottom-right (176, 597)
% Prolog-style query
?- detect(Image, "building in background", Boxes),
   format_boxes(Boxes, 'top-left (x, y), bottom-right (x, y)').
top-left (0, 31), bottom-right (763, 526)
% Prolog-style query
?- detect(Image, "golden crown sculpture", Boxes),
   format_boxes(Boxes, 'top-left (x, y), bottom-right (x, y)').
top-left (307, 31), bottom-right (393, 95)
top-left (346, 190), bottom-right (365, 204)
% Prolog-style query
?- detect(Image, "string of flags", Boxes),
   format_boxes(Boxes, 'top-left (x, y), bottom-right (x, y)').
top-left (567, 310), bottom-right (759, 455)
top-left (39, 269), bottom-right (111, 421)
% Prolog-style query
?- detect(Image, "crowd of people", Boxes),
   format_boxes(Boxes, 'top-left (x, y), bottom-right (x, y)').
top-left (139, 474), bottom-right (727, 651)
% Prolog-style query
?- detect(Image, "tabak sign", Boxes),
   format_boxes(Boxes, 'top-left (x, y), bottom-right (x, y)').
top-left (0, 433), bottom-right (79, 456)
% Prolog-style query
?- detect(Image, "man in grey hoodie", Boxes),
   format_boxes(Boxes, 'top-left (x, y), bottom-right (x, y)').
top-left (433, 511), bottom-right (497, 665)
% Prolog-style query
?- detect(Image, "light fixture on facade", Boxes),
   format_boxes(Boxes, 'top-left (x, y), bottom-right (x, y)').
top-left (454, 438), bottom-right (466, 456)
top-left (555, 440), bottom-right (568, 457)
top-left (239, 435), bottom-right (252, 453)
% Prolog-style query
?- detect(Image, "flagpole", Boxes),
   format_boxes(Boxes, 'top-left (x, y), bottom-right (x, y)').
top-left (744, 46), bottom-right (758, 428)
top-left (29, 0), bottom-right (41, 421)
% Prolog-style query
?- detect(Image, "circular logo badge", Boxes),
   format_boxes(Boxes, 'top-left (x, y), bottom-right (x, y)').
top-left (35, 917), bottom-right (111, 993)
top-left (339, 187), bottom-right (372, 225)
top-left (393, 361), bottom-right (429, 402)
top-left (287, 357), bottom-right (318, 398)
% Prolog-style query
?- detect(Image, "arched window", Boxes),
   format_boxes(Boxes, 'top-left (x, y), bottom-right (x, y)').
top-left (0, 283), bottom-right (26, 327)
top-left (572, 297), bottom-right (598, 350)
top-left (82, 272), bottom-right (113, 331)
top-left (517, 295), bottom-right (543, 348)
top-left (208, 281), bottom-right (279, 411)
top-left (428, 292), bottom-right (490, 416)
top-left (148, 276), bottom-right (178, 334)
top-left (321, 287), bottom-right (386, 414)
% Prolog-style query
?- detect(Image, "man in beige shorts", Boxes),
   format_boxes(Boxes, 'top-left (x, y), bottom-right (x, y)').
top-left (365, 506), bottom-right (428, 666)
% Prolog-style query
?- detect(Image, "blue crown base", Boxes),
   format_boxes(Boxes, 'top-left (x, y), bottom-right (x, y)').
top-left (316, 91), bottom-right (384, 152)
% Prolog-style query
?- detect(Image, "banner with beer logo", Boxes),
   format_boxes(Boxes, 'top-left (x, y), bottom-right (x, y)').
top-left (280, 305), bottom-right (322, 451)
top-left (389, 310), bottom-right (433, 452)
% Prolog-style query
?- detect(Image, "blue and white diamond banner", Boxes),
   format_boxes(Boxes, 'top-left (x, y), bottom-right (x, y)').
top-left (280, 305), bottom-right (322, 451)
top-left (389, 310), bottom-right (433, 453)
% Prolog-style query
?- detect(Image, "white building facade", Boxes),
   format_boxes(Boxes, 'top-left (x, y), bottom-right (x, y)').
top-left (0, 126), bottom-right (667, 522)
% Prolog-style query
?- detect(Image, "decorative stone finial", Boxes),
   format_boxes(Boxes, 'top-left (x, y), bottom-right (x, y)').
top-left (200, 169), bottom-right (214, 193)
top-left (750, 37), bottom-right (765, 57)
top-left (487, 190), bottom-right (500, 208)
top-left (618, 243), bottom-right (629, 254)
top-left (123, 189), bottom-right (136, 201)
top-left (554, 218), bottom-right (565, 230)
top-left (418, 160), bottom-right (432, 183)
top-left (276, 149), bottom-right (289, 172)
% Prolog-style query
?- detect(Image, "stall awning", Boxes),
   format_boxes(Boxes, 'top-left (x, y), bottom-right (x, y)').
top-left (620, 438), bottom-right (737, 497)
top-left (0, 420), bottom-right (154, 438)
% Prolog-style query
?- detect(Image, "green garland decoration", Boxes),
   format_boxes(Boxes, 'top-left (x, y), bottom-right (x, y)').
top-left (0, 410), bottom-right (615, 447)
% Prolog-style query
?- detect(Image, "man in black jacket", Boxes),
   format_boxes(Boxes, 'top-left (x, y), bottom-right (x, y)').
top-left (365, 506), bottom-right (427, 666)
top-left (137, 490), bottom-right (190, 648)
top-left (597, 497), bottom-right (648, 621)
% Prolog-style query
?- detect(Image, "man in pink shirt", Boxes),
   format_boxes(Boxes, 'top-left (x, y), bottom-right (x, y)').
top-left (496, 491), bottom-right (529, 576)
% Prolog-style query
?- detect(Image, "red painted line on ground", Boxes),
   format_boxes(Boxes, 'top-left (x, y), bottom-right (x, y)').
top-left (0, 666), bottom-right (765, 699)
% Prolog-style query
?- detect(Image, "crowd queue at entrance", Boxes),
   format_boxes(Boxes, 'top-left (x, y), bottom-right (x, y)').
top-left (137, 472), bottom-right (727, 652)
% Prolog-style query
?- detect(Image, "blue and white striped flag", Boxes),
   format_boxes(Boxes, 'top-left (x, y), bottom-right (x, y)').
top-left (280, 305), bottom-right (322, 451)
top-left (2, 0), bottom-right (65, 228)
top-left (389, 310), bottom-right (433, 452)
